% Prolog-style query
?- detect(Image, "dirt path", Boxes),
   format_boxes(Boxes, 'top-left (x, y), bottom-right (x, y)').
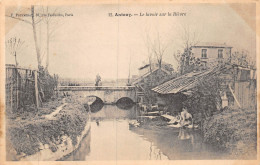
top-left (44, 98), bottom-right (67, 120)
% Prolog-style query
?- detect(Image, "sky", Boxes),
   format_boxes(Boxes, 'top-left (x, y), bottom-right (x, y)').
top-left (5, 3), bottom-right (256, 80)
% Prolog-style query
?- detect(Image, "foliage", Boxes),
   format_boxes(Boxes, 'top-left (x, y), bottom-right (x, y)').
top-left (174, 47), bottom-right (204, 75)
top-left (183, 73), bottom-right (222, 118)
top-left (230, 50), bottom-right (256, 69)
top-left (202, 107), bottom-right (257, 159)
top-left (7, 96), bottom-right (89, 156)
top-left (38, 66), bottom-right (59, 102)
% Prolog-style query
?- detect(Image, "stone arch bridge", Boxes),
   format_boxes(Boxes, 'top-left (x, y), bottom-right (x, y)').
top-left (58, 86), bottom-right (137, 104)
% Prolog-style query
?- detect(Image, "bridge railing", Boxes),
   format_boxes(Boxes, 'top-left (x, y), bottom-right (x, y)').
top-left (57, 86), bottom-right (136, 91)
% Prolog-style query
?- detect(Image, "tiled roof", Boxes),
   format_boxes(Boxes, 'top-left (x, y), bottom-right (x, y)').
top-left (192, 42), bottom-right (232, 48)
top-left (152, 68), bottom-right (220, 94)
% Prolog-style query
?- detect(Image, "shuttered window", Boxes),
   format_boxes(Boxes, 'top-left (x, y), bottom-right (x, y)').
top-left (201, 49), bottom-right (207, 58)
top-left (218, 49), bottom-right (223, 58)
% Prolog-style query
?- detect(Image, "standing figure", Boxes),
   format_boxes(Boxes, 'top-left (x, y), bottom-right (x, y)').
top-left (95, 74), bottom-right (101, 86)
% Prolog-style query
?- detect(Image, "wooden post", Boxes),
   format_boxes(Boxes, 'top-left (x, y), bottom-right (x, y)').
top-left (16, 69), bottom-right (19, 110)
top-left (10, 83), bottom-right (13, 111)
top-left (34, 70), bottom-right (39, 109)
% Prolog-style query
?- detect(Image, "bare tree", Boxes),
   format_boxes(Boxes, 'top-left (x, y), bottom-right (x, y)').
top-left (175, 25), bottom-right (201, 75)
top-left (231, 49), bottom-right (255, 68)
top-left (41, 6), bottom-right (64, 71)
top-left (31, 6), bottom-right (42, 69)
top-left (6, 37), bottom-right (25, 66)
top-left (5, 6), bottom-right (43, 69)
top-left (151, 31), bottom-right (168, 69)
top-left (43, 6), bottom-right (50, 71)
top-left (143, 28), bottom-right (153, 73)
top-left (181, 25), bottom-right (200, 50)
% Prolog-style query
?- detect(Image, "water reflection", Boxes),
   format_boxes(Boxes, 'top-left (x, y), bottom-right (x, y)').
top-left (64, 104), bottom-right (168, 160)
top-left (90, 120), bottom-right (168, 160)
top-left (91, 104), bottom-right (137, 120)
top-left (116, 97), bottom-right (135, 110)
top-left (84, 96), bottom-right (135, 113)
top-left (130, 122), bottom-right (226, 159)
top-left (87, 97), bottom-right (104, 113)
top-left (64, 104), bottom-right (226, 160)
top-left (95, 119), bottom-right (100, 126)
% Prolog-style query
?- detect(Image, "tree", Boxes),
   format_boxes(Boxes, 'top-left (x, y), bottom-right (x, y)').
top-left (5, 37), bottom-right (25, 66)
top-left (174, 25), bottom-right (201, 75)
top-left (151, 31), bottom-right (168, 69)
top-left (230, 49), bottom-right (255, 68)
top-left (41, 6), bottom-right (64, 71)
top-left (31, 6), bottom-right (42, 69)
top-left (183, 73), bottom-right (223, 119)
top-left (143, 27), bottom-right (168, 71)
top-left (6, 6), bottom-right (64, 71)
top-left (144, 32), bottom-right (153, 73)
top-left (5, 6), bottom-right (43, 69)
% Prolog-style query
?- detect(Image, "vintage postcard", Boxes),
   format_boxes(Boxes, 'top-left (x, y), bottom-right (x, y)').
top-left (0, 0), bottom-right (259, 165)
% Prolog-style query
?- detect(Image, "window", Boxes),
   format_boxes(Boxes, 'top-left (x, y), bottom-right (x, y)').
top-left (201, 49), bottom-right (207, 58)
top-left (218, 49), bottom-right (223, 58)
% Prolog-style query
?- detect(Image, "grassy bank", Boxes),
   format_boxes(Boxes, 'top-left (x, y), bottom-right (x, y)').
top-left (7, 97), bottom-right (64, 120)
top-left (202, 107), bottom-right (257, 159)
top-left (6, 95), bottom-right (90, 160)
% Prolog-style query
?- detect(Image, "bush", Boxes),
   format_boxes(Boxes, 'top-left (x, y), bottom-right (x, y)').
top-left (183, 74), bottom-right (221, 119)
top-left (202, 107), bottom-right (257, 159)
top-left (7, 99), bottom-right (89, 156)
top-left (38, 66), bottom-right (59, 102)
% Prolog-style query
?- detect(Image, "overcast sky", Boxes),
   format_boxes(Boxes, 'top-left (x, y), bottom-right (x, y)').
top-left (5, 3), bottom-right (256, 80)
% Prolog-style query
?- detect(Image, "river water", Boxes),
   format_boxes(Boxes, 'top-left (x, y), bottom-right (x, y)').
top-left (64, 104), bottom-right (226, 160)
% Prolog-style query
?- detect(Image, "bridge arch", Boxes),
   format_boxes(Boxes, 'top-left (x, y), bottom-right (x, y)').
top-left (116, 97), bottom-right (134, 104)
top-left (85, 95), bottom-right (104, 113)
top-left (116, 97), bottom-right (135, 110)
top-left (85, 95), bottom-right (104, 104)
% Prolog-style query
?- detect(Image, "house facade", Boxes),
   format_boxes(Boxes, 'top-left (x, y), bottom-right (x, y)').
top-left (191, 42), bottom-right (232, 64)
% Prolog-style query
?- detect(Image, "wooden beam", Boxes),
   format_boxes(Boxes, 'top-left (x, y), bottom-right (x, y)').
top-left (228, 84), bottom-right (241, 108)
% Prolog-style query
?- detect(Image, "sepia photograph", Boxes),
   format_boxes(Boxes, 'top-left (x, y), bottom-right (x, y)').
top-left (1, 1), bottom-right (258, 163)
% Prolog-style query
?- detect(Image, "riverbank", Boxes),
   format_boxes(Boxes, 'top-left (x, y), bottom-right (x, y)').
top-left (130, 116), bottom-right (227, 159)
top-left (6, 95), bottom-right (90, 161)
top-left (130, 106), bottom-right (257, 159)
top-left (202, 107), bottom-right (257, 159)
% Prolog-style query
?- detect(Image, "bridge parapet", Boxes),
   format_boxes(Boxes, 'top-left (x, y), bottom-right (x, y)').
top-left (57, 86), bottom-right (137, 104)
top-left (58, 86), bottom-right (136, 91)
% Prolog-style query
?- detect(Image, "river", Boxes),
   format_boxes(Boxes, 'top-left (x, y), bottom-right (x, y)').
top-left (63, 104), bottom-right (227, 160)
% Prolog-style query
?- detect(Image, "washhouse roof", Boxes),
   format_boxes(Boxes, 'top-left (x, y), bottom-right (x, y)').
top-left (152, 67), bottom-right (222, 94)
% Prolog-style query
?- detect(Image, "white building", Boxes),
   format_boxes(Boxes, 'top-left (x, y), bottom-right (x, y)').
top-left (191, 42), bottom-right (232, 64)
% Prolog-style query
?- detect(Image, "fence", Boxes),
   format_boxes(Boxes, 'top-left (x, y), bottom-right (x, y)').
top-left (5, 65), bottom-right (58, 114)
top-left (233, 80), bottom-right (257, 109)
